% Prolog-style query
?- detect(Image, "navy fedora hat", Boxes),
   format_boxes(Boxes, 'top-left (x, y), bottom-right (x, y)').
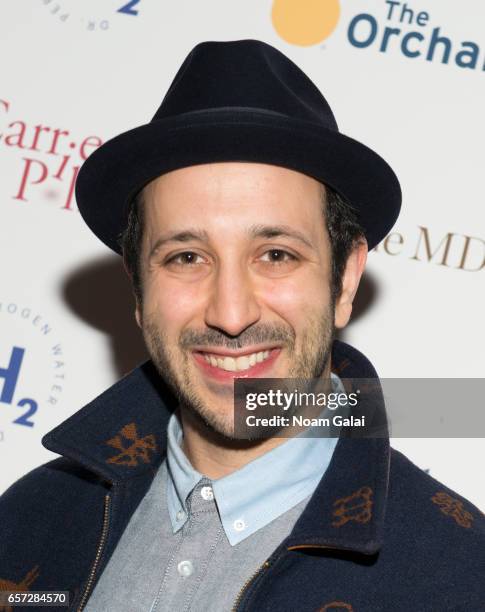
top-left (75, 39), bottom-right (401, 253)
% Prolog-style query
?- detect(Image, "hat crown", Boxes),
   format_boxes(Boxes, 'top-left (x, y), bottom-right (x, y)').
top-left (153, 39), bottom-right (338, 130)
top-left (76, 39), bottom-right (401, 256)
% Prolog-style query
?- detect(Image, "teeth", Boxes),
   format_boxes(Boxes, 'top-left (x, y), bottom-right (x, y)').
top-left (220, 356), bottom-right (235, 371)
top-left (202, 350), bottom-right (271, 372)
top-left (238, 356), bottom-right (250, 370)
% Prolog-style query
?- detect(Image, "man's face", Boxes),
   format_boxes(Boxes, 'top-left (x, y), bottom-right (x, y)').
top-left (135, 162), bottom-right (338, 438)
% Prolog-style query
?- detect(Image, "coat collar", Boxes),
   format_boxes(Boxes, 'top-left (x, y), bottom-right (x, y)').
top-left (42, 360), bottom-right (174, 484)
top-left (42, 339), bottom-right (390, 555)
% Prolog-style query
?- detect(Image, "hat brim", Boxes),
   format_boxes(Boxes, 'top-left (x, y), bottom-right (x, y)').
top-left (75, 109), bottom-right (401, 253)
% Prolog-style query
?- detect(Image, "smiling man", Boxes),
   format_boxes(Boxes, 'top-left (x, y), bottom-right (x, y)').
top-left (135, 162), bottom-right (361, 470)
top-left (0, 40), bottom-right (483, 612)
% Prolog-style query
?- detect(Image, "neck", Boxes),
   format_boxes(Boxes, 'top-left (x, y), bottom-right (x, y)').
top-left (178, 363), bottom-right (332, 480)
top-left (179, 408), bottom-right (288, 479)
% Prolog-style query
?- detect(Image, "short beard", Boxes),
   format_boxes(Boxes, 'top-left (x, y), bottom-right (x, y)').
top-left (141, 308), bottom-right (335, 441)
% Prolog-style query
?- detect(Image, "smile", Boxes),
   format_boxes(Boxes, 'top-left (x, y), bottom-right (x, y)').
top-left (201, 350), bottom-right (271, 372)
top-left (192, 347), bottom-right (281, 381)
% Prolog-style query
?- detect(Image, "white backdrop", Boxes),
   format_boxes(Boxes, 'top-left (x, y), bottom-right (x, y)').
top-left (1, 0), bottom-right (483, 508)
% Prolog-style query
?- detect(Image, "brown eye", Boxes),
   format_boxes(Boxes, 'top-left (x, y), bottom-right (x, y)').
top-left (260, 249), bottom-right (297, 263)
top-left (166, 251), bottom-right (204, 265)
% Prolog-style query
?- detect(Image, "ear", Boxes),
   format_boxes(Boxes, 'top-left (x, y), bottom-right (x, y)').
top-left (334, 240), bottom-right (368, 329)
top-left (135, 301), bottom-right (142, 329)
top-left (122, 255), bottom-right (143, 329)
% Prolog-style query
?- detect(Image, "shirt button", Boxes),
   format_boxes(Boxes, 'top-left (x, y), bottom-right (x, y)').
top-left (200, 486), bottom-right (214, 501)
top-left (177, 560), bottom-right (194, 577)
top-left (233, 518), bottom-right (246, 532)
top-left (176, 510), bottom-right (186, 522)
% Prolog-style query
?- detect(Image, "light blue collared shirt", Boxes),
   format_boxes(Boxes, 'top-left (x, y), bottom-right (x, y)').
top-left (166, 374), bottom-right (344, 546)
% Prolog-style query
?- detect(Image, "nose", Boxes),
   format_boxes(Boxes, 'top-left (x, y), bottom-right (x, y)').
top-left (204, 261), bottom-right (261, 337)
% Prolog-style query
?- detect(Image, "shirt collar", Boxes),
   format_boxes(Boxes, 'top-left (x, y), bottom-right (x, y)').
top-left (165, 411), bottom-right (204, 530)
top-left (166, 374), bottom-right (344, 545)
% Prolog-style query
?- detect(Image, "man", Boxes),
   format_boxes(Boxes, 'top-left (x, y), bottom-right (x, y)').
top-left (0, 40), bottom-right (483, 612)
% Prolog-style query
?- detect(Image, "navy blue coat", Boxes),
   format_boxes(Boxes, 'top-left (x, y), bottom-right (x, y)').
top-left (1, 341), bottom-right (484, 611)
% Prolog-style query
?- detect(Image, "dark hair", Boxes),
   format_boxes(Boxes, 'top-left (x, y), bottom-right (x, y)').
top-left (321, 185), bottom-right (367, 302)
top-left (120, 183), bottom-right (365, 305)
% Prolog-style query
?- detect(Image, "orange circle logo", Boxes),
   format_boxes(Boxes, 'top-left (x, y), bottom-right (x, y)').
top-left (271, 0), bottom-right (341, 46)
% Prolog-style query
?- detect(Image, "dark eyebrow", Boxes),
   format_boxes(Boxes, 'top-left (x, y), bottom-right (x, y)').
top-left (247, 224), bottom-right (315, 249)
top-left (149, 229), bottom-right (209, 258)
top-left (149, 224), bottom-right (315, 258)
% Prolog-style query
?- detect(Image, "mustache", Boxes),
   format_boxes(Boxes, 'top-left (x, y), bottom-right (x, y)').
top-left (179, 323), bottom-right (295, 351)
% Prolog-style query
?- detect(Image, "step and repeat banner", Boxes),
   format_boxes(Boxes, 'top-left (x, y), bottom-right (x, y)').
top-left (1, 1), bottom-right (483, 507)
